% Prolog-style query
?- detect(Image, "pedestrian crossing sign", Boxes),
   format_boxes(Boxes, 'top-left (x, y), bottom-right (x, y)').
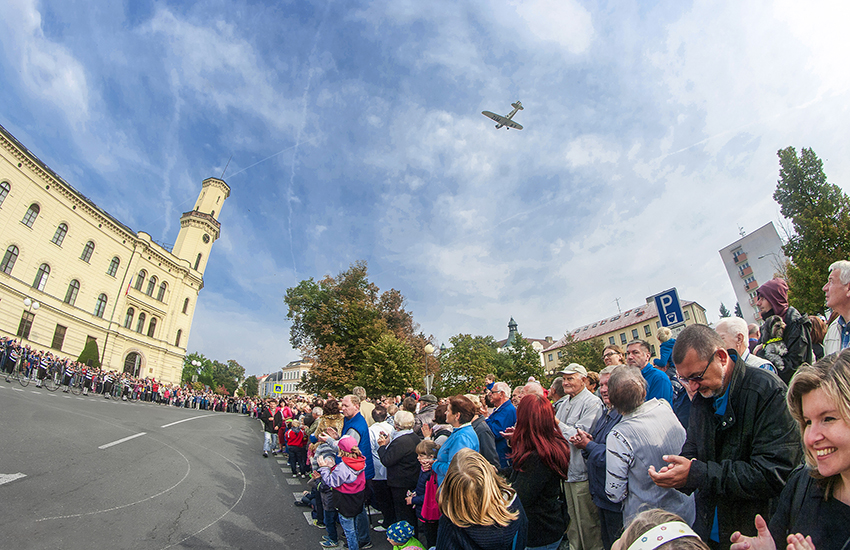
top-left (273, 383), bottom-right (284, 393)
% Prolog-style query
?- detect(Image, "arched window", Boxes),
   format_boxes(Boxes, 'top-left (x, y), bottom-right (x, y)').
top-left (0, 181), bottom-right (9, 207)
top-left (107, 256), bottom-right (120, 277)
top-left (124, 352), bottom-right (142, 377)
top-left (94, 294), bottom-right (108, 318)
top-left (124, 307), bottom-right (135, 329)
top-left (182, 298), bottom-right (189, 314)
top-left (80, 241), bottom-right (95, 263)
top-left (33, 263), bottom-right (50, 291)
top-left (1, 245), bottom-right (18, 275)
top-left (134, 270), bottom-right (146, 291)
top-left (135, 312), bottom-right (146, 333)
top-left (64, 279), bottom-right (80, 306)
top-left (157, 281), bottom-right (167, 301)
top-left (146, 275), bottom-right (157, 296)
top-left (51, 223), bottom-right (68, 246)
top-left (194, 253), bottom-right (201, 270)
top-left (211, 210), bottom-right (215, 217)
top-left (175, 329), bottom-right (182, 347)
top-left (147, 317), bottom-right (157, 338)
top-left (22, 204), bottom-right (39, 227)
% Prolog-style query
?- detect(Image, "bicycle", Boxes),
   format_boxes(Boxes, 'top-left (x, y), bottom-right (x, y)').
top-left (70, 373), bottom-right (83, 395)
top-left (42, 364), bottom-right (61, 392)
top-left (6, 357), bottom-right (32, 387)
top-left (109, 380), bottom-right (124, 401)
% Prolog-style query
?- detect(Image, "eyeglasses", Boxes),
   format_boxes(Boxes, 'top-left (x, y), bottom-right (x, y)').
top-left (677, 351), bottom-right (716, 385)
top-left (602, 352), bottom-right (620, 359)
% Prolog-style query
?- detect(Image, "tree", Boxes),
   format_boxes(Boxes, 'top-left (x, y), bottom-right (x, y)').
top-left (734, 302), bottom-right (744, 319)
top-left (719, 303), bottom-right (731, 318)
top-left (285, 261), bottom-right (427, 396)
top-left (436, 334), bottom-right (500, 396)
top-left (358, 332), bottom-right (421, 396)
top-left (503, 333), bottom-right (545, 388)
top-left (243, 375), bottom-right (259, 397)
top-left (77, 339), bottom-right (101, 369)
top-left (774, 147), bottom-right (850, 314)
top-left (557, 335), bottom-right (605, 373)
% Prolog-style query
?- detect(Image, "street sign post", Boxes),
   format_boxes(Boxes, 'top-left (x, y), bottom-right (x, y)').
top-left (650, 288), bottom-right (685, 328)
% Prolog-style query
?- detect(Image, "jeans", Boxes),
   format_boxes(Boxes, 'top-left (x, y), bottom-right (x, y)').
top-left (263, 432), bottom-right (275, 453)
top-left (528, 538), bottom-right (564, 550)
top-left (340, 514), bottom-right (359, 550)
top-left (324, 510), bottom-right (338, 543)
top-left (354, 506), bottom-right (371, 546)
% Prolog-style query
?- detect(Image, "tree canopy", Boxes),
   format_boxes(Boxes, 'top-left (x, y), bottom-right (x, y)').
top-left (719, 303), bottom-right (731, 318)
top-left (285, 261), bottom-right (427, 397)
top-left (181, 352), bottom-right (245, 395)
top-left (774, 147), bottom-right (850, 314)
top-left (436, 334), bottom-right (499, 395)
top-left (502, 334), bottom-right (545, 388)
top-left (557, 335), bottom-right (605, 373)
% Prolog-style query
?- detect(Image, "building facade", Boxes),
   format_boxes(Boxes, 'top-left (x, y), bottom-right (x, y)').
top-left (0, 123), bottom-right (228, 384)
top-left (541, 299), bottom-right (707, 375)
top-left (259, 360), bottom-right (313, 398)
top-left (718, 222), bottom-right (786, 323)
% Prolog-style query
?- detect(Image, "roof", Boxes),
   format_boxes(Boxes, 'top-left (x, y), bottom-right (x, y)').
top-left (544, 300), bottom-right (697, 352)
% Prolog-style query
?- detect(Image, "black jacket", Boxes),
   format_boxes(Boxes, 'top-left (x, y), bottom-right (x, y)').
top-left (378, 431), bottom-right (422, 489)
top-left (472, 416), bottom-right (500, 468)
top-left (758, 306), bottom-right (813, 384)
top-left (680, 353), bottom-right (802, 543)
top-left (504, 453), bottom-right (567, 547)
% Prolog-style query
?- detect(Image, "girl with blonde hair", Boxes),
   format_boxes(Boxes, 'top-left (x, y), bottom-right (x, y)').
top-left (435, 448), bottom-right (527, 549)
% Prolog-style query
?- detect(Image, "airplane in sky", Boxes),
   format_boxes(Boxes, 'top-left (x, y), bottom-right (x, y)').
top-left (482, 101), bottom-right (524, 130)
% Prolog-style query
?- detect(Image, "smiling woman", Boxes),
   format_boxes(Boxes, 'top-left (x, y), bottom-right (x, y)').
top-left (731, 349), bottom-right (850, 550)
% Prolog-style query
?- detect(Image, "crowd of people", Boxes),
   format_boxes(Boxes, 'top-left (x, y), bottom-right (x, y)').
top-left (267, 262), bottom-right (850, 550)
top-left (0, 336), bottom-right (253, 411)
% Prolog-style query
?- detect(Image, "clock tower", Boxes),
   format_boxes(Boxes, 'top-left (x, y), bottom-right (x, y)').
top-left (172, 177), bottom-right (230, 274)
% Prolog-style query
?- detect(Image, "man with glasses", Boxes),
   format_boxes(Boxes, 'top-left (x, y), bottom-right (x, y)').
top-left (484, 381), bottom-right (516, 468)
top-left (625, 340), bottom-right (673, 405)
top-left (648, 324), bottom-right (800, 550)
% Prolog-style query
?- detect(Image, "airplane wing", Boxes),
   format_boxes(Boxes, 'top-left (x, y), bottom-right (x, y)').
top-left (481, 111), bottom-right (523, 130)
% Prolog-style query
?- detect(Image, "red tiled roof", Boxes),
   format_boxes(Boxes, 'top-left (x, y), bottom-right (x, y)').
top-left (543, 300), bottom-right (695, 352)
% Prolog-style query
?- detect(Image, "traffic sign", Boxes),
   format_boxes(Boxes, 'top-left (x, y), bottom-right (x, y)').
top-left (273, 383), bottom-right (284, 394)
top-left (650, 288), bottom-right (685, 327)
top-left (424, 374), bottom-right (434, 394)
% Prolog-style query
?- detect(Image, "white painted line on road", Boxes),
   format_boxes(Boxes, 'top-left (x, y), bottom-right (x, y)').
top-left (64, 396), bottom-right (71, 398)
top-left (76, 397), bottom-right (85, 400)
top-left (302, 511), bottom-right (312, 525)
top-left (160, 414), bottom-right (215, 428)
top-left (285, 477), bottom-right (301, 485)
top-left (0, 473), bottom-right (26, 486)
top-left (98, 432), bottom-right (147, 449)
top-left (12, 388), bottom-right (23, 392)
top-left (293, 491), bottom-right (304, 500)
top-left (31, 390), bottom-right (40, 394)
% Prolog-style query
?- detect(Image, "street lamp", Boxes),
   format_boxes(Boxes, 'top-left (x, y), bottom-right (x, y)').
top-left (191, 360), bottom-right (201, 384)
top-left (13, 297), bottom-right (39, 376)
top-left (423, 343), bottom-right (435, 394)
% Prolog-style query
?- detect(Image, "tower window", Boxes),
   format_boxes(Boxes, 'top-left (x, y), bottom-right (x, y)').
top-left (147, 317), bottom-right (157, 338)
top-left (134, 270), bottom-right (146, 291)
top-left (80, 241), bottom-right (95, 263)
top-left (107, 256), bottom-right (120, 277)
top-left (124, 307), bottom-right (135, 329)
top-left (22, 204), bottom-right (40, 227)
top-left (157, 281), bottom-right (167, 301)
top-left (182, 298), bottom-right (189, 314)
top-left (64, 279), bottom-right (80, 306)
top-left (175, 329), bottom-right (182, 347)
top-left (146, 275), bottom-right (157, 297)
top-left (136, 312), bottom-right (146, 333)
top-left (194, 253), bottom-right (202, 270)
top-left (94, 294), bottom-right (108, 318)
top-left (1, 245), bottom-right (19, 275)
top-left (0, 181), bottom-right (9, 206)
top-left (51, 223), bottom-right (68, 246)
top-left (33, 263), bottom-right (50, 291)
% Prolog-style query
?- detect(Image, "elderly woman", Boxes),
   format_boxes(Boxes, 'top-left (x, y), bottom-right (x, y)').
top-left (377, 409), bottom-right (422, 530)
top-left (431, 395), bottom-right (480, 486)
top-left (731, 349), bottom-right (850, 550)
top-left (605, 366), bottom-right (694, 526)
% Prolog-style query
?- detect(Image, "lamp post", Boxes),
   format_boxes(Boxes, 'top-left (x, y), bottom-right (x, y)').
top-left (14, 297), bottom-right (39, 375)
top-left (423, 343), bottom-right (435, 394)
top-left (191, 360), bottom-right (201, 384)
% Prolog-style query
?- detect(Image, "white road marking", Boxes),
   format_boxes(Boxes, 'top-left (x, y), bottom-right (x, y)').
top-left (160, 414), bottom-right (215, 428)
top-left (0, 473), bottom-right (26, 486)
top-left (285, 477), bottom-right (301, 485)
top-left (31, 390), bottom-right (40, 394)
top-left (12, 388), bottom-right (23, 392)
top-left (98, 432), bottom-right (147, 449)
top-left (302, 511), bottom-right (313, 525)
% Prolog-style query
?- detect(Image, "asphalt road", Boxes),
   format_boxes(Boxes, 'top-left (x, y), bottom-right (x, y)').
top-left (0, 381), bottom-right (392, 550)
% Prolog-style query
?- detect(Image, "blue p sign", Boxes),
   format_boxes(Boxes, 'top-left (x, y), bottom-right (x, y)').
top-left (652, 288), bottom-right (684, 327)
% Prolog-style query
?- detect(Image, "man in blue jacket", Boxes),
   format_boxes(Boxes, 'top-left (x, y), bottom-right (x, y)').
top-left (485, 381), bottom-right (516, 468)
top-left (626, 340), bottom-right (673, 405)
top-left (339, 394), bottom-right (374, 549)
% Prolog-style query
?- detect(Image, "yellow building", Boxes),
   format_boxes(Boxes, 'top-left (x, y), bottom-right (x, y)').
top-left (0, 123), bottom-right (228, 384)
top-left (542, 299), bottom-right (707, 375)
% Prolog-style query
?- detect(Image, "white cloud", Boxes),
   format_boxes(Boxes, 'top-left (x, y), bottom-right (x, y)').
top-left (506, 0), bottom-right (593, 54)
top-left (564, 135), bottom-right (620, 167)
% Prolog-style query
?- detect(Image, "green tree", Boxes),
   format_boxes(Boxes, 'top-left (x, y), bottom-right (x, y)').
top-left (359, 332), bottom-right (421, 396)
top-left (285, 261), bottom-right (426, 396)
top-left (557, 335), bottom-right (605, 373)
top-left (243, 375), bottom-right (259, 397)
top-left (436, 334), bottom-right (500, 395)
top-left (503, 333), bottom-right (545, 388)
top-left (77, 339), bottom-right (101, 369)
top-left (719, 303), bottom-right (731, 318)
top-left (734, 302), bottom-right (744, 319)
top-left (774, 147), bottom-right (850, 314)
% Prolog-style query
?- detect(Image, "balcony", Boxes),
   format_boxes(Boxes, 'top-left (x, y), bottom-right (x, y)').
top-left (733, 252), bottom-right (748, 264)
top-left (739, 266), bottom-right (753, 277)
top-left (745, 280), bottom-right (759, 292)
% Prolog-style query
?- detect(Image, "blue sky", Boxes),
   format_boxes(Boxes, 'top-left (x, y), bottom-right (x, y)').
top-left (1, 0), bottom-right (848, 377)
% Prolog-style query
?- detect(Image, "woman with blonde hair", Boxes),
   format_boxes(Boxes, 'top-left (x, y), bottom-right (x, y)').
top-left (614, 508), bottom-right (708, 550)
top-left (435, 448), bottom-right (527, 550)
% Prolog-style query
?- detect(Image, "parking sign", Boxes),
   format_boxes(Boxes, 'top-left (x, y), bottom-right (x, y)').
top-left (650, 288), bottom-right (685, 327)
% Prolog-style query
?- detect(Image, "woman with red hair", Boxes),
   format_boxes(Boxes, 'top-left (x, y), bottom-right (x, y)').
top-left (505, 393), bottom-right (571, 550)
